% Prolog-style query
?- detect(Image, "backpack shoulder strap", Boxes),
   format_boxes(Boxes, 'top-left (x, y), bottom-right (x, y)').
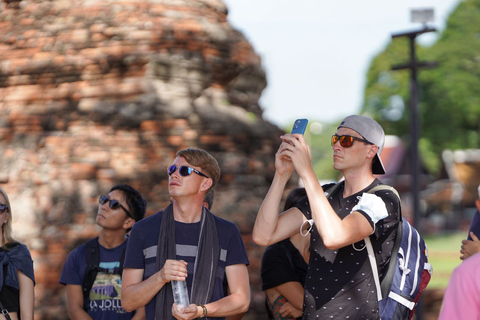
top-left (367, 184), bottom-right (401, 202)
top-left (82, 237), bottom-right (100, 311)
top-left (324, 181), bottom-right (343, 198)
top-left (364, 184), bottom-right (403, 300)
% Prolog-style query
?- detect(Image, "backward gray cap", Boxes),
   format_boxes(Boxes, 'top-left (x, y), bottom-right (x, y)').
top-left (337, 115), bottom-right (386, 175)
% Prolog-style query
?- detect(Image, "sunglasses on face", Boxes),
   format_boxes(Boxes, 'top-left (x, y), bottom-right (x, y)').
top-left (0, 204), bottom-right (8, 214)
top-left (331, 134), bottom-right (372, 148)
top-left (167, 165), bottom-right (209, 179)
top-left (99, 195), bottom-right (133, 219)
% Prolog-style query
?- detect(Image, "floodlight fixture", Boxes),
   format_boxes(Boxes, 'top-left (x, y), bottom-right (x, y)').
top-left (411, 8), bottom-right (434, 25)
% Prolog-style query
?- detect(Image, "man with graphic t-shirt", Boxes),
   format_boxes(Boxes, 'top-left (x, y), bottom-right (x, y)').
top-left (60, 184), bottom-right (147, 319)
top-left (121, 148), bottom-right (250, 320)
top-left (253, 115), bottom-right (401, 319)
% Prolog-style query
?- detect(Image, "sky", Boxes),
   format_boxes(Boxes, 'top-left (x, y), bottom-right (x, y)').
top-left (223, 0), bottom-right (461, 129)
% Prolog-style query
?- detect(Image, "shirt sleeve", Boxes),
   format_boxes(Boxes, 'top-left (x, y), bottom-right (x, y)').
top-left (261, 244), bottom-right (299, 291)
top-left (124, 221), bottom-right (146, 269)
top-left (438, 255), bottom-right (480, 320)
top-left (59, 245), bottom-right (85, 285)
top-left (371, 188), bottom-right (401, 240)
top-left (225, 223), bottom-right (249, 267)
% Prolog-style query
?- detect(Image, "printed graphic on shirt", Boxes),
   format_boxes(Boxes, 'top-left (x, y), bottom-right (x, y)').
top-left (89, 261), bottom-right (127, 314)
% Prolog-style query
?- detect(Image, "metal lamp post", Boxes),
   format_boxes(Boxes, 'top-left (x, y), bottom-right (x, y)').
top-left (390, 9), bottom-right (438, 320)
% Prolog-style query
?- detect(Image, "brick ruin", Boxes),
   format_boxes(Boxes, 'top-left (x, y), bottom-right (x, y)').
top-left (0, 0), bottom-right (292, 318)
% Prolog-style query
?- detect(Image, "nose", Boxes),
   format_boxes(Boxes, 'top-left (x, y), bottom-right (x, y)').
top-left (169, 168), bottom-right (180, 179)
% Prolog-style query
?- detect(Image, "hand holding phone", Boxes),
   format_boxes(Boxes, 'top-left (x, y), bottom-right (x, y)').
top-left (291, 119), bottom-right (308, 135)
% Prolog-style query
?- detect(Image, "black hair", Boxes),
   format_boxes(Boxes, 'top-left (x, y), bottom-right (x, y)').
top-left (283, 187), bottom-right (307, 211)
top-left (109, 184), bottom-right (147, 223)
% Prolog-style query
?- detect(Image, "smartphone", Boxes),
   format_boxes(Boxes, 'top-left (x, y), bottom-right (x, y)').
top-left (291, 118), bottom-right (308, 135)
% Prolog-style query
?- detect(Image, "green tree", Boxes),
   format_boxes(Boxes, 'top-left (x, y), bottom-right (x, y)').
top-left (362, 0), bottom-right (480, 176)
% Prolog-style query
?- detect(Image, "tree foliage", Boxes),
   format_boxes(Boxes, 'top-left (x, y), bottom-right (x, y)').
top-left (362, 0), bottom-right (480, 176)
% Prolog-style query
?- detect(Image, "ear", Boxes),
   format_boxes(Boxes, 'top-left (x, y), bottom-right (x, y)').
top-left (200, 178), bottom-right (213, 192)
top-left (123, 217), bottom-right (135, 230)
top-left (476, 199), bottom-right (480, 212)
top-left (366, 145), bottom-right (378, 159)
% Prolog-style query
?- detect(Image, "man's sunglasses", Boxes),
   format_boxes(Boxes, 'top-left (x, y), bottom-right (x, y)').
top-left (0, 204), bottom-right (8, 214)
top-left (99, 195), bottom-right (133, 219)
top-left (167, 165), bottom-right (209, 179)
top-left (331, 134), bottom-right (372, 148)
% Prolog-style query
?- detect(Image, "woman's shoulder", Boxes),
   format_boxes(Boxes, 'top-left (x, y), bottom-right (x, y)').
top-left (5, 241), bottom-right (22, 250)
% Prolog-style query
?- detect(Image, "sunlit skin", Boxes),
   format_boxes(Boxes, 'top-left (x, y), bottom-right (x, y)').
top-left (122, 156), bottom-right (250, 319)
top-left (253, 130), bottom-right (377, 251)
top-left (0, 193), bottom-right (34, 320)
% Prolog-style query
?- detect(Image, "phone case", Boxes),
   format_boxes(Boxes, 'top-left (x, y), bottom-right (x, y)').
top-left (291, 119), bottom-right (308, 135)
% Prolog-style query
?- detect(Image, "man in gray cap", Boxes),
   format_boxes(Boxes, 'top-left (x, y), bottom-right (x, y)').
top-left (253, 115), bottom-right (401, 319)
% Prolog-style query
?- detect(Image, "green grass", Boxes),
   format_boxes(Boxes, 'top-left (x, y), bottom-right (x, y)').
top-left (423, 231), bottom-right (465, 289)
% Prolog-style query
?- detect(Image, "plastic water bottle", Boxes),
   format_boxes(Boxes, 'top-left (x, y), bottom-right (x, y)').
top-left (172, 280), bottom-right (190, 311)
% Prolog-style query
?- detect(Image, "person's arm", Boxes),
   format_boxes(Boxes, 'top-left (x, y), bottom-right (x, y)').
top-left (65, 284), bottom-right (93, 320)
top-left (18, 270), bottom-right (34, 320)
top-left (253, 139), bottom-right (305, 246)
top-left (279, 302), bottom-right (303, 318)
top-left (173, 264), bottom-right (250, 319)
top-left (460, 232), bottom-right (480, 260)
top-left (275, 281), bottom-right (304, 311)
top-left (280, 134), bottom-right (375, 249)
top-left (131, 307), bottom-right (146, 320)
top-left (121, 259), bottom-right (188, 312)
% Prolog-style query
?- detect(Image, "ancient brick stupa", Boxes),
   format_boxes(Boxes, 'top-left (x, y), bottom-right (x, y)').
top-left (0, 0), bottom-right (289, 318)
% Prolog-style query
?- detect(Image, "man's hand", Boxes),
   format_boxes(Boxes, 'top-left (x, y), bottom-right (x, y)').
top-left (172, 303), bottom-right (200, 320)
top-left (159, 259), bottom-right (188, 282)
top-left (275, 137), bottom-right (295, 176)
top-left (279, 134), bottom-right (312, 179)
top-left (279, 301), bottom-right (302, 318)
top-left (460, 232), bottom-right (480, 260)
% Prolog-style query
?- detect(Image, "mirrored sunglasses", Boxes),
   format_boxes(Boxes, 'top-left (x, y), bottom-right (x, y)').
top-left (331, 134), bottom-right (372, 148)
top-left (99, 195), bottom-right (133, 219)
top-left (167, 165), bottom-right (209, 179)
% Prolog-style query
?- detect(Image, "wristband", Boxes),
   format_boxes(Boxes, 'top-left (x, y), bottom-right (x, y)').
top-left (196, 304), bottom-right (207, 318)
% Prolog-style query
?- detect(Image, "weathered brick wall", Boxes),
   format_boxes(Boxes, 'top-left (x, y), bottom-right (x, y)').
top-left (0, 0), bottom-right (295, 318)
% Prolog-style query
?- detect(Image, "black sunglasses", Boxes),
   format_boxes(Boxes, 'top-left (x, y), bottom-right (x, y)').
top-left (0, 204), bottom-right (8, 214)
top-left (167, 165), bottom-right (209, 179)
top-left (99, 195), bottom-right (133, 219)
top-left (331, 134), bottom-right (372, 148)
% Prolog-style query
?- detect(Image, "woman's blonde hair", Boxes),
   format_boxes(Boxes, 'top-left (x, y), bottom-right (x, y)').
top-left (0, 186), bottom-right (16, 247)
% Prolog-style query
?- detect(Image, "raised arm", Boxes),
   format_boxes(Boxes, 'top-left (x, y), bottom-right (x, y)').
top-left (281, 134), bottom-right (375, 249)
top-left (253, 138), bottom-right (305, 246)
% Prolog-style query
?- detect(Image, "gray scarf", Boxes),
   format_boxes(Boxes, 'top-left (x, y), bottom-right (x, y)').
top-left (155, 203), bottom-right (219, 319)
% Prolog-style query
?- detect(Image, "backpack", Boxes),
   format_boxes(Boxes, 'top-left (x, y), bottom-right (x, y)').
top-left (325, 183), bottom-right (433, 320)
top-left (82, 237), bottom-right (126, 311)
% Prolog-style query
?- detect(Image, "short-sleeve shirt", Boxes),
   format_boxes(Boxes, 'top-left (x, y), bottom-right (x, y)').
top-left (295, 179), bottom-right (400, 320)
top-left (438, 250), bottom-right (480, 320)
top-left (124, 209), bottom-right (249, 320)
top-left (59, 240), bottom-right (133, 320)
top-left (261, 239), bottom-right (308, 291)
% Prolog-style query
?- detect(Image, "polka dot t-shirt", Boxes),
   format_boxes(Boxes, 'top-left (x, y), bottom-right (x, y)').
top-left (295, 179), bottom-right (401, 320)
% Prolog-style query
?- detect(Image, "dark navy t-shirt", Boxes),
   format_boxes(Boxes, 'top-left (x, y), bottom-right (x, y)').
top-left (59, 240), bottom-right (132, 320)
top-left (124, 209), bottom-right (249, 320)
